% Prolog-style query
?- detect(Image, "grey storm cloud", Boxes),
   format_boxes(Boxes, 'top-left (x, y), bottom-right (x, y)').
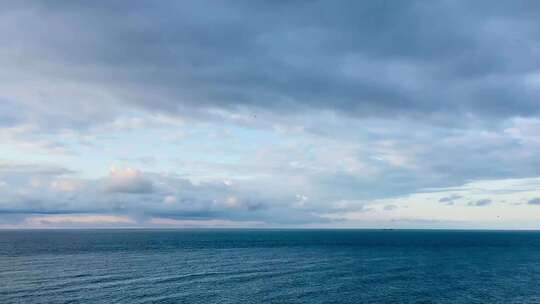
top-left (3, 0), bottom-right (540, 129)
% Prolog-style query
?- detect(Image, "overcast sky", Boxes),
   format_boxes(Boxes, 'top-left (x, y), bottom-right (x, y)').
top-left (2, 0), bottom-right (540, 228)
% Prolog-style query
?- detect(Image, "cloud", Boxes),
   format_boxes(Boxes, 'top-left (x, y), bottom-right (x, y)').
top-left (438, 194), bottom-right (463, 205)
top-left (0, 161), bottom-right (74, 176)
top-left (0, 164), bottom-right (331, 226)
top-left (468, 199), bottom-right (492, 207)
top-left (3, 0), bottom-right (540, 133)
top-left (383, 204), bottom-right (398, 211)
top-left (3, 2), bottom-right (540, 228)
top-left (528, 198), bottom-right (540, 205)
top-left (23, 214), bottom-right (136, 227)
top-left (50, 179), bottom-right (84, 192)
top-left (163, 195), bottom-right (178, 204)
top-left (104, 167), bottom-right (154, 194)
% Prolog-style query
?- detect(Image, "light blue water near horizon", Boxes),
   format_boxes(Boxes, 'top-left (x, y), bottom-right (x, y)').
top-left (2, 229), bottom-right (540, 303)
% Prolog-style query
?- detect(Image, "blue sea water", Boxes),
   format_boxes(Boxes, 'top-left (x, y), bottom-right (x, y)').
top-left (2, 229), bottom-right (540, 303)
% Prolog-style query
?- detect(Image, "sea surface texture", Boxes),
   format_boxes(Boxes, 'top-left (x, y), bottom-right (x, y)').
top-left (1, 229), bottom-right (540, 303)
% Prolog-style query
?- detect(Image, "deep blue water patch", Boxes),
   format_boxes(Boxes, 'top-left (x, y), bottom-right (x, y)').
top-left (2, 229), bottom-right (540, 303)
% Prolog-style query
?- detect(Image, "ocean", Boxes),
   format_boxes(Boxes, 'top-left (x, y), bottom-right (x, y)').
top-left (1, 229), bottom-right (540, 303)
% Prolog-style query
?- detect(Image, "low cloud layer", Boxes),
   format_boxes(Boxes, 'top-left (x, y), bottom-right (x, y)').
top-left (0, 162), bottom-right (329, 226)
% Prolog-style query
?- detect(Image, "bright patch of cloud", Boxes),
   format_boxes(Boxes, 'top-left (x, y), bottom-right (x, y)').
top-left (23, 214), bottom-right (136, 227)
top-left (105, 167), bottom-right (154, 194)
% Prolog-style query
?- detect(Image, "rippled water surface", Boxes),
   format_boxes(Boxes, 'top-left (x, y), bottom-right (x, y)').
top-left (2, 229), bottom-right (540, 303)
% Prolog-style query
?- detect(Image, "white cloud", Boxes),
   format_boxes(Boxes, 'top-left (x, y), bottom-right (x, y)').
top-left (163, 195), bottom-right (177, 204)
top-left (104, 167), bottom-right (154, 193)
top-left (23, 214), bottom-right (136, 227)
top-left (50, 179), bottom-right (84, 192)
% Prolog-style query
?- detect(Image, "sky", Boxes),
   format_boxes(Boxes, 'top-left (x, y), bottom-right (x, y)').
top-left (2, 0), bottom-right (540, 229)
